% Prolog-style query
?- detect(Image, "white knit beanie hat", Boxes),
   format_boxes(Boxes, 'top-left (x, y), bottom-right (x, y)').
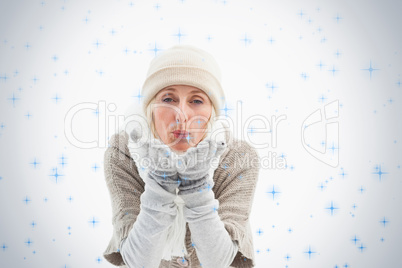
top-left (140, 44), bottom-right (225, 117)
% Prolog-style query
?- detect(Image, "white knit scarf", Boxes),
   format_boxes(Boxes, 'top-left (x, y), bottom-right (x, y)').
top-left (120, 103), bottom-right (228, 261)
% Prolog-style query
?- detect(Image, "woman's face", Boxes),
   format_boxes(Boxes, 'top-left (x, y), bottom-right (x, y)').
top-left (152, 85), bottom-right (213, 153)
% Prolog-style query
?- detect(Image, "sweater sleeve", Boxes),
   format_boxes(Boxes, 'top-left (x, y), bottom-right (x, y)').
top-left (102, 131), bottom-right (143, 266)
top-left (212, 140), bottom-right (260, 268)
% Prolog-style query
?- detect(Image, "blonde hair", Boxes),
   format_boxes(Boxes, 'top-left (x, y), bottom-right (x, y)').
top-left (145, 96), bottom-right (216, 143)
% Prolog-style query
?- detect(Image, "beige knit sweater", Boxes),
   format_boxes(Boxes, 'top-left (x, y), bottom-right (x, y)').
top-left (103, 127), bottom-right (260, 267)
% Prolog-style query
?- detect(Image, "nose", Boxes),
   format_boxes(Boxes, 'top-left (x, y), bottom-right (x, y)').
top-left (175, 102), bottom-right (191, 127)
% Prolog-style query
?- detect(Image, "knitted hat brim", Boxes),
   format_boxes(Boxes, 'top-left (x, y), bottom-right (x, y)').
top-left (141, 66), bottom-right (224, 117)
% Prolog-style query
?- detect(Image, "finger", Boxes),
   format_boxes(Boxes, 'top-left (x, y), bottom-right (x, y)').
top-left (177, 155), bottom-right (187, 173)
top-left (214, 140), bottom-right (227, 157)
top-left (196, 140), bottom-right (210, 160)
top-left (205, 139), bottom-right (226, 163)
top-left (185, 145), bottom-right (197, 156)
top-left (151, 139), bottom-right (173, 160)
top-left (134, 146), bottom-right (148, 160)
top-left (158, 146), bottom-right (174, 165)
top-left (205, 138), bottom-right (218, 160)
top-left (130, 140), bottom-right (148, 160)
top-left (130, 127), bottom-right (150, 158)
top-left (148, 140), bottom-right (159, 162)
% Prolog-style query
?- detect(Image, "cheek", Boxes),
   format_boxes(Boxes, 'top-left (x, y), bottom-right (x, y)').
top-left (190, 109), bottom-right (211, 129)
top-left (154, 109), bottom-right (174, 130)
top-left (193, 109), bottom-right (211, 124)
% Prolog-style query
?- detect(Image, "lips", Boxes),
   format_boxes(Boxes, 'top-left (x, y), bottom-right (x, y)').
top-left (173, 130), bottom-right (189, 138)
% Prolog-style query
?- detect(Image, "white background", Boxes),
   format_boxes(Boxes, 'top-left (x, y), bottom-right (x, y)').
top-left (0, 0), bottom-right (401, 267)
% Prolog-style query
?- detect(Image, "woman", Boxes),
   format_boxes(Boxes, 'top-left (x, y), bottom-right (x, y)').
top-left (103, 45), bottom-right (260, 267)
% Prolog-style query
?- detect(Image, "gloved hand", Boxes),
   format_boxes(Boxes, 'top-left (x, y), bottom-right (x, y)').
top-left (176, 138), bottom-right (227, 195)
top-left (129, 127), bottom-right (180, 195)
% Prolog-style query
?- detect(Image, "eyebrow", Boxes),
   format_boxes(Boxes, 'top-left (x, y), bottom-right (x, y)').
top-left (160, 87), bottom-right (207, 96)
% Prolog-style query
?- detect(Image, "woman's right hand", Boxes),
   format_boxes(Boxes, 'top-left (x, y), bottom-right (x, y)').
top-left (129, 127), bottom-right (180, 195)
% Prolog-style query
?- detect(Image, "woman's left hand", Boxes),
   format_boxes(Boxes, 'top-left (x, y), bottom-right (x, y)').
top-left (176, 138), bottom-right (227, 194)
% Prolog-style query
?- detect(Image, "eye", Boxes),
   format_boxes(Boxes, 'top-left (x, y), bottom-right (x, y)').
top-left (193, 99), bottom-right (203, 104)
top-left (162, 98), bottom-right (174, 103)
